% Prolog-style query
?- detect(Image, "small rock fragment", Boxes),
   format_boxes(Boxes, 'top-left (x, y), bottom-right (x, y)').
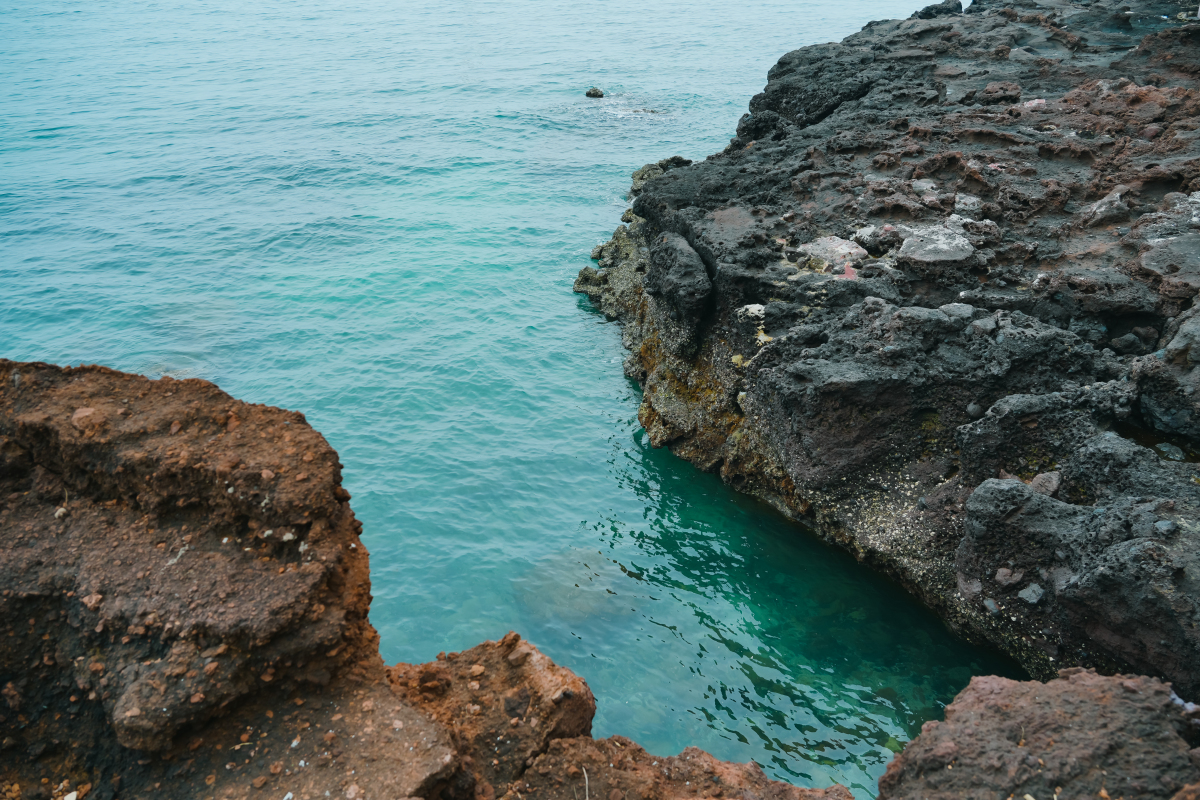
top-left (995, 568), bottom-right (1024, 586)
top-left (1029, 471), bottom-right (1061, 496)
top-left (1018, 583), bottom-right (1045, 604)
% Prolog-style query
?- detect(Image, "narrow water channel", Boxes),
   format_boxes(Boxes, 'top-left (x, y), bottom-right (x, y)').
top-left (1, 0), bottom-right (1023, 794)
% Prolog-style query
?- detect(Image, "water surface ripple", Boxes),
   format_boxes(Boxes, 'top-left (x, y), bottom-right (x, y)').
top-left (0, 0), bottom-right (1023, 794)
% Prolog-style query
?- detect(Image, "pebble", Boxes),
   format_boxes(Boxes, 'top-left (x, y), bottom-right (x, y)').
top-left (966, 402), bottom-right (984, 419)
top-left (1029, 471), bottom-right (1061, 496)
top-left (1017, 583), bottom-right (1044, 604)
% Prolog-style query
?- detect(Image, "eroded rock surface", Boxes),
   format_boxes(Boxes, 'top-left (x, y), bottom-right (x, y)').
top-left (576, 0), bottom-right (1200, 697)
top-left (0, 360), bottom-right (848, 800)
top-left (519, 738), bottom-right (853, 800)
top-left (0, 360), bottom-right (374, 753)
top-left (878, 668), bottom-right (1200, 800)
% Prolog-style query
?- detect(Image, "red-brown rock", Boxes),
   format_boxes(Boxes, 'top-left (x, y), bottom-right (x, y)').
top-left (878, 668), bottom-right (1200, 800)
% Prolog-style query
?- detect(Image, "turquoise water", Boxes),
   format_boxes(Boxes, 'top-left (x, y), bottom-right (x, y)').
top-left (0, 0), bottom-right (1023, 795)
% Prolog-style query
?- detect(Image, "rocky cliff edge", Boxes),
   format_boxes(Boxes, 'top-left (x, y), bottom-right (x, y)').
top-left (0, 360), bottom-right (850, 800)
top-left (576, 0), bottom-right (1200, 702)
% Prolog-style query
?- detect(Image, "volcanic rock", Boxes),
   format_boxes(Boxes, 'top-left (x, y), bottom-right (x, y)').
top-left (575, 0), bottom-right (1200, 700)
top-left (878, 668), bottom-right (1200, 800)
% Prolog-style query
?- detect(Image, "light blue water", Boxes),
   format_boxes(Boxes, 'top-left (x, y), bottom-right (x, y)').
top-left (0, 0), bottom-right (1023, 795)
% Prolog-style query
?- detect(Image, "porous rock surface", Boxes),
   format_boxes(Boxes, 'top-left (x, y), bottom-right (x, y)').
top-left (576, 0), bottom-right (1200, 698)
top-left (0, 360), bottom-right (847, 800)
top-left (878, 668), bottom-right (1200, 800)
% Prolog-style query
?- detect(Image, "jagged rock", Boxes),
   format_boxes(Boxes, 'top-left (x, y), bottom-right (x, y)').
top-left (878, 669), bottom-right (1200, 800)
top-left (575, 0), bottom-right (1200, 705)
top-left (0, 360), bottom-right (371, 751)
top-left (646, 232), bottom-right (713, 329)
top-left (0, 360), bottom-right (855, 799)
top-left (958, 477), bottom-right (1200, 685)
top-left (519, 738), bottom-right (852, 800)
top-left (797, 236), bottom-right (868, 271)
top-left (1080, 185), bottom-right (1132, 227)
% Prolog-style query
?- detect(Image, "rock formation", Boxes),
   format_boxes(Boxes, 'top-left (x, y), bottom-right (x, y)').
top-left (575, 0), bottom-right (1200, 707)
top-left (0, 360), bottom-right (849, 800)
top-left (6, 0), bottom-right (1200, 795)
top-left (879, 668), bottom-right (1200, 799)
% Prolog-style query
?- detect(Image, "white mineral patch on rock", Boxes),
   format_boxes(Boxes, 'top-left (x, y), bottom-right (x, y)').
top-left (798, 236), bottom-right (867, 270)
top-left (737, 304), bottom-right (766, 321)
top-left (898, 226), bottom-right (975, 265)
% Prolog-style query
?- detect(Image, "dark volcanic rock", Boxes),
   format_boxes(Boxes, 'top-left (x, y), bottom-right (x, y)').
top-left (878, 669), bottom-right (1200, 800)
top-left (576, 0), bottom-right (1200, 700)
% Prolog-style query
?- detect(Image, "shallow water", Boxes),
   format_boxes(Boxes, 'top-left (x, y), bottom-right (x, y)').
top-left (1, 0), bottom-right (1023, 794)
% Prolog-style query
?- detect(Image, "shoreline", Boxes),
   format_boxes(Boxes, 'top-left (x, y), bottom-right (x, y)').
top-left (0, 359), bottom-right (854, 800)
top-left (2, 0), bottom-right (1200, 793)
top-left (578, 0), bottom-right (1200, 696)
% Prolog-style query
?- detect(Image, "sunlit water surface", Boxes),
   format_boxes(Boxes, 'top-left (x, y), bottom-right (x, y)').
top-left (1, 0), bottom-right (1023, 794)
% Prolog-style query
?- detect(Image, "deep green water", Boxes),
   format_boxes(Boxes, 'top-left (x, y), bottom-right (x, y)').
top-left (0, 0), bottom-right (1023, 794)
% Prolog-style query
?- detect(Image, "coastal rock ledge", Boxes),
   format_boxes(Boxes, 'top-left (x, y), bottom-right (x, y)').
top-left (574, 0), bottom-right (1200, 792)
top-left (577, 0), bottom-right (1200, 706)
top-left (0, 359), bottom-right (851, 800)
top-left (0, 360), bottom-right (1197, 798)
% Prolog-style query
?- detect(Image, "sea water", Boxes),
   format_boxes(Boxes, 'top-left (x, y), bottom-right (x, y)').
top-left (0, 0), bottom-right (1023, 795)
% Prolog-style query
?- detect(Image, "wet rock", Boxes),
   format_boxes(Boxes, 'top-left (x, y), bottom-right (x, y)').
top-left (1156, 442), bottom-right (1186, 461)
top-left (585, 87), bottom-right (603, 98)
